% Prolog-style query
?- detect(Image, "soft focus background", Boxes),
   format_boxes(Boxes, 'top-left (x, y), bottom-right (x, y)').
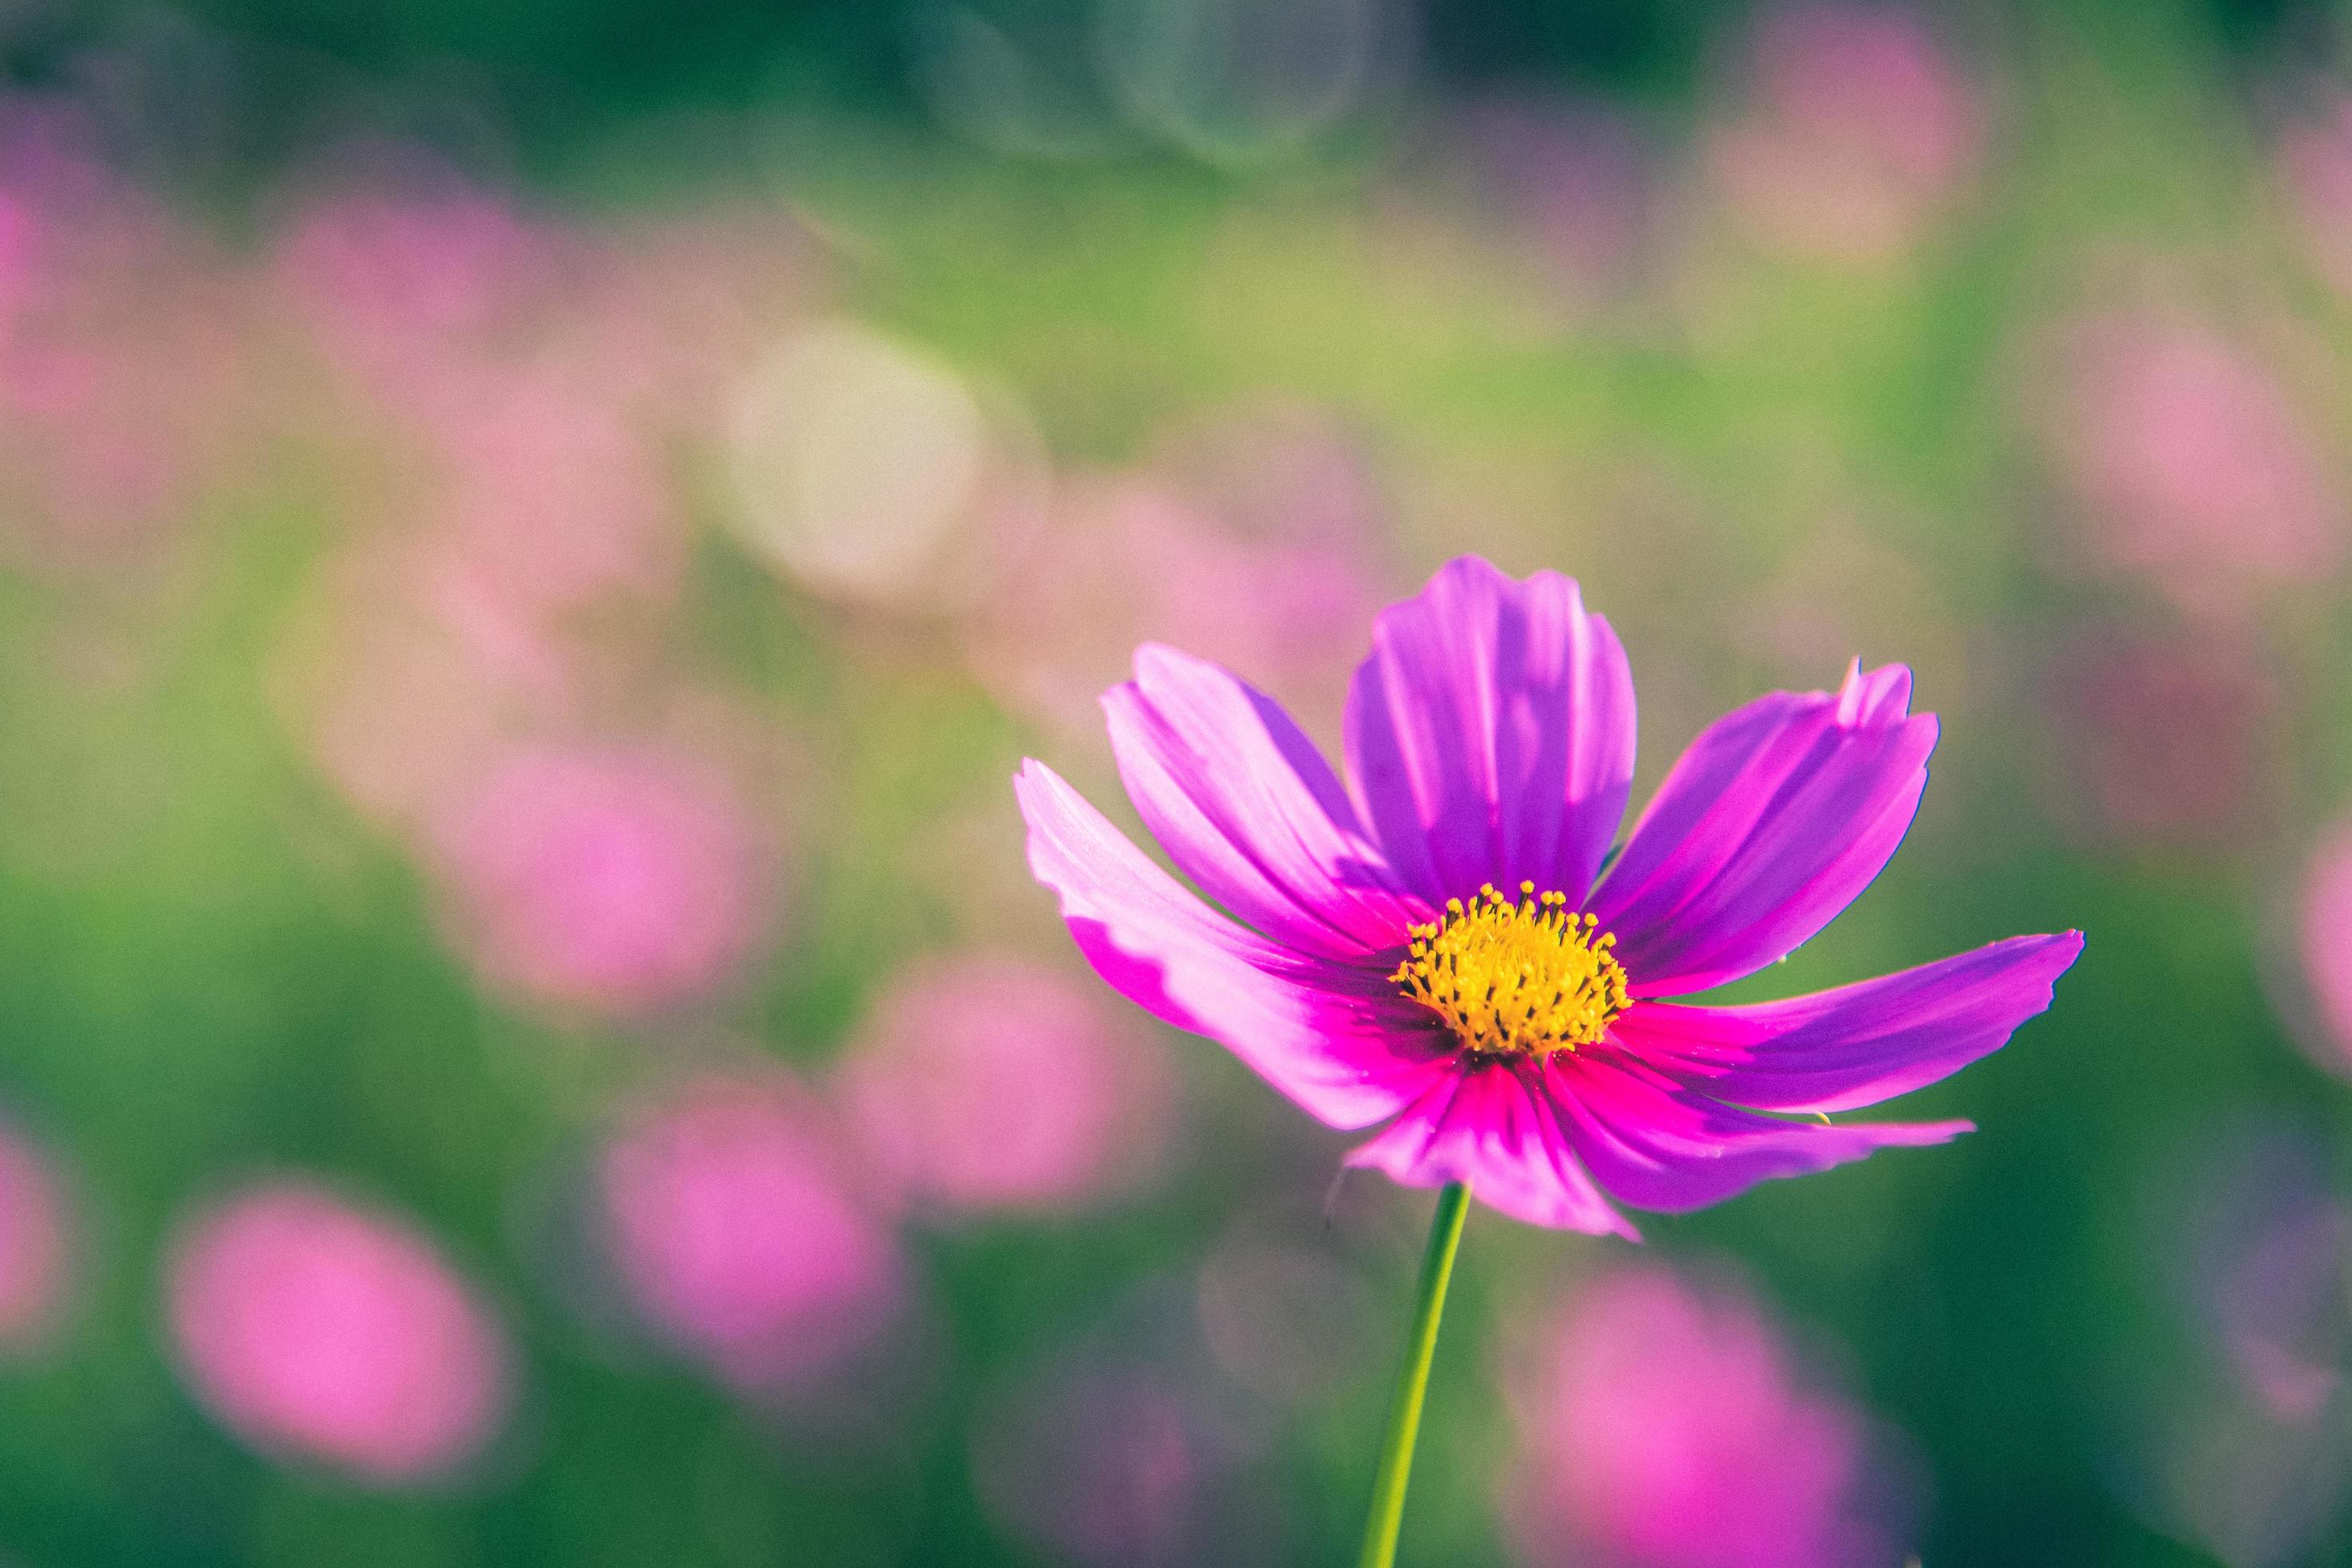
top-left (0, 0), bottom-right (2346, 1563)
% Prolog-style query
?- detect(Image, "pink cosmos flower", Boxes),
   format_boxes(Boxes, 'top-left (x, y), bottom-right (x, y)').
top-left (405, 365), bottom-right (685, 624)
top-left (1017, 556), bottom-right (2082, 1233)
top-left (165, 1182), bottom-right (512, 1485)
top-left (1502, 1263), bottom-right (1916, 1568)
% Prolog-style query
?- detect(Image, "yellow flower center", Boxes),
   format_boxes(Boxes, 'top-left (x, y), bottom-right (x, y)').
top-left (1390, 882), bottom-right (1629, 1058)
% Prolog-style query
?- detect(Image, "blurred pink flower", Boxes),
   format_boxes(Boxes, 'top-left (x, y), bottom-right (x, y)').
top-left (2299, 822), bottom-right (2352, 1077)
top-left (272, 163), bottom-right (695, 631)
top-left (407, 364), bottom-right (684, 622)
top-left (970, 466), bottom-right (1381, 742)
top-left (429, 743), bottom-right (771, 1019)
top-left (2048, 318), bottom-right (2341, 613)
top-left (1396, 98), bottom-right (1651, 310)
top-left (281, 362), bottom-right (686, 834)
top-left (0, 98), bottom-right (251, 575)
top-left (1504, 1263), bottom-right (1917, 1568)
top-left (0, 314), bottom-right (246, 572)
top-left (166, 1182), bottom-right (512, 1485)
top-left (0, 1122), bottom-right (70, 1352)
top-left (549, 210), bottom-right (828, 431)
top-left (0, 96), bottom-right (183, 304)
top-left (2045, 626), bottom-right (2281, 853)
top-left (270, 160), bottom-right (560, 400)
top-left (2279, 96), bottom-right (2352, 301)
top-left (971, 1362), bottom-right (1209, 1566)
top-left (839, 953), bottom-right (1175, 1217)
top-left (1707, 4), bottom-right (1983, 262)
top-left (281, 532), bottom-right (577, 831)
top-left (598, 1077), bottom-right (906, 1392)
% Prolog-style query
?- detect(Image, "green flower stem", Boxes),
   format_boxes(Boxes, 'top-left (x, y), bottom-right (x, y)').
top-left (1356, 1180), bottom-right (1471, 1568)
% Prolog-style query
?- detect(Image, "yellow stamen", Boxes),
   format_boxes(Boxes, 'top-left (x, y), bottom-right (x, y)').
top-left (1389, 881), bottom-right (1629, 1058)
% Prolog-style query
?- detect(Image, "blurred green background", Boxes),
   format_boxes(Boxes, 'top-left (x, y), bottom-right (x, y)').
top-left (0, 0), bottom-right (2343, 1564)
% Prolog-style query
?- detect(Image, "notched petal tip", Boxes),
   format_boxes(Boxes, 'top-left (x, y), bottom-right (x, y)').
top-left (1594, 668), bottom-right (1940, 995)
top-left (1128, 639), bottom-right (1198, 686)
top-left (1834, 659), bottom-right (1917, 726)
top-left (1412, 554), bottom-right (1595, 615)
top-left (1424, 553), bottom-right (1514, 590)
top-left (1011, 755), bottom-right (1050, 814)
top-left (1347, 554), bottom-right (1636, 908)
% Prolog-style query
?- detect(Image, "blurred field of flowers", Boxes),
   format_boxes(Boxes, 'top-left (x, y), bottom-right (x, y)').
top-left (0, 0), bottom-right (2345, 1563)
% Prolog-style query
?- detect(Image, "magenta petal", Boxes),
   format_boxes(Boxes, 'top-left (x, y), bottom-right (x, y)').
top-left (1016, 761), bottom-right (1451, 1130)
top-left (1344, 1062), bottom-right (1637, 1236)
top-left (1589, 662), bottom-right (1937, 997)
top-left (1105, 644), bottom-right (1430, 959)
top-left (1614, 931), bottom-right (2084, 1114)
top-left (1546, 1050), bottom-right (1970, 1212)
top-left (1344, 558), bottom-right (1636, 906)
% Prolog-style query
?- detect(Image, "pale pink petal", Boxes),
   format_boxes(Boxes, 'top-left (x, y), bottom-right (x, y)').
top-left (1106, 642), bottom-right (1427, 958)
top-left (1017, 760), bottom-right (1450, 1130)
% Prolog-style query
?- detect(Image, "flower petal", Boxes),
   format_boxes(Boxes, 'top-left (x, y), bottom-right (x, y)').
top-left (1546, 1050), bottom-right (1970, 1213)
top-left (1105, 644), bottom-right (1428, 959)
top-left (1016, 760), bottom-right (1450, 1130)
top-left (1344, 1062), bottom-right (1637, 1236)
top-left (1589, 661), bottom-right (1936, 997)
top-left (1613, 931), bottom-right (2084, 1114)
top-left (1344, 557), bottom-right (1636, 907)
